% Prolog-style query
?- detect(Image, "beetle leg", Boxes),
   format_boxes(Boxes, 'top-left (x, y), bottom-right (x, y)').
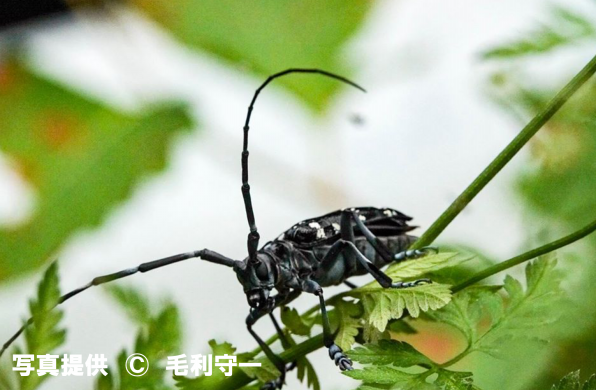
top-left (342, 241), bottom-right (432, 289)
top-left (301, 279), bottom-right (353, 371)
top-left (393, 246), bottom-right (439, 262)
top-left (269, 313), bottom-right (299, 373)
top-left (246, 310), bottom-right (287, 389)
top-left (341, 210), bottom-right (433, 288)
top-left (347, 209), bottom-right (439, 264)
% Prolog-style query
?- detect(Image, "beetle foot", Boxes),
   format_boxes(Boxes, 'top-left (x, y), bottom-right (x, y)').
top-left (391, 279), bottom-right (432, 289)
top-left (328, 343), bottom-right (353, 371)
top-left (260, 376), bottom-right (283, 390)
top-left (394, 246), bottom-right (439, 262)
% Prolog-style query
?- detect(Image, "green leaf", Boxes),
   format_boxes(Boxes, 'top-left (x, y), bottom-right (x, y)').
top-left (345, 366), bottom-right (439, 390)
top-left (0, 61), bottom-right (193, 281)
top-left (352, 283), bottom-right (452, 332)
top-left (105, 285), bottom-right (152, 325)
top-left (552, 371), bottom-right (596, 390)
top-left (435, 369), bottom-right (479, 390)
top-left (14, 262), bottom-right (66, 390)
top-left (348, 340), bottom-right (434, 368)
top-left (240, 356), bottom-right (280, 384)
top-left (330, 299), bottom-right (362, 351)
top-left (432, 256), bottom-right (563, 359)
top-left (131, 0), bottom-right (373, 111)
top-left (483, 6), bottom-right (595, 59)
top-left (386, 253), bottom-right (471, 281)
top-left (296, 356), bottom-right (320, 390)
top-left (281, 306), bottom-right (314, 336)
top-left (427, 286), bottom-right (501, 345)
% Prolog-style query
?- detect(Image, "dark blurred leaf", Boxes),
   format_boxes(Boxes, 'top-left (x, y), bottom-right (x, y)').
top-left (0, 0), bottom-right (69, 30)
top-left (551, 371), bottom-right (596, 390)
top-left (131, 0), bottom-right (373, 111)
top-left (0, 61), bottom-right (193, 281)
top-left (483, 6), bottom-right (595, 59)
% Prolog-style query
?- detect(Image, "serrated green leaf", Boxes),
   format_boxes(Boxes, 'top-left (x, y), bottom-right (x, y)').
top-left (552, 371), bottom-right (596, 390)
top-left (386, 253), bottom-right (470, 280)
top-left (0, 61), bottom-right (193, 281)
top-left (427, 286), bottom-right (500, 345)
top-left (16, 262), bottom-right (66, 390)
top-left (435, 369), bottom-right (479, 390)
top-left (345, 366), bottom-right (440, 390)
top-left (280, 306), bottom-right (314, 336)
top-left (132, 0), bottom-right (373, 111)
top-left (483, 5), bottom-right (595, 59)
top-left (330, 300), bottom-right (362, 351)
top-left (348, 340), bottom-right (434, 368)
top-left (432, 256), bottom-right (563, 360)
top-left (352, 283), bottom-right (452, 332)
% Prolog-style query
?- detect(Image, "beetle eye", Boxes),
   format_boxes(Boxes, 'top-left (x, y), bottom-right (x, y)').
top-left (256, 262), bottom-right (269, 280)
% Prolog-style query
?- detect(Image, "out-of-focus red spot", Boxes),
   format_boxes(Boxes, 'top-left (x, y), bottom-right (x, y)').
top-left (40, 112), bottom-right (80, 149)
top-left (395, 321), bottom-right (466, 364)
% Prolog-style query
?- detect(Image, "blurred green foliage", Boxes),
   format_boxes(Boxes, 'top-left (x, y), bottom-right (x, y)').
top-left (482, 6), bottom-right (595, 59)
top-left (0, 61), bottom-right (193, 282)
top-left (99, 285), bottom-right (182, 390)
top-left (131, 0), bottom-right (372, 111)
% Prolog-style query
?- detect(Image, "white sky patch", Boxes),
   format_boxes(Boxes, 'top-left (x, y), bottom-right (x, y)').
top-left (0, 154), bottom-right (37, 228)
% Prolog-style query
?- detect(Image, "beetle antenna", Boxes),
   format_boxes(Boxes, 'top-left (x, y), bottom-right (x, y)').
top-left (240, 68), bottom-right (366, 264)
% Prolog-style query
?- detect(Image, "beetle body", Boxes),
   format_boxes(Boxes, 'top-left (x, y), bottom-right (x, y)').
top-left (234, 207), bottom-right (417, 308)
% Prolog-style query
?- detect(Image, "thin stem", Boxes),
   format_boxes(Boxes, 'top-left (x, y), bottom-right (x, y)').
top-left (209, 334), bottom-right (325, 390)
top-left (453, 217), bottom-right (596, 293)
top-left (410, 53), bottom-right (596, 250)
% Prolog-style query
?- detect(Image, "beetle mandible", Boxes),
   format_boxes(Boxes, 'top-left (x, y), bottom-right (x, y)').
top-left (1, 68), bottom-right (436, 389)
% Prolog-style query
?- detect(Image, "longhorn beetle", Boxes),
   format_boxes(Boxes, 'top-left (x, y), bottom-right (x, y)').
top-left (1, 69), bottom-right (436, 389)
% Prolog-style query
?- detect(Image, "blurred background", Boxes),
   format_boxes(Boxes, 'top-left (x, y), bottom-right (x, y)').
top-left (1, 0), bottom-right (596, 389)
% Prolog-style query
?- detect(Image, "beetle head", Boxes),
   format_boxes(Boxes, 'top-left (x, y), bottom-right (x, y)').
top-left (233, 254), bottom-right (275, 309)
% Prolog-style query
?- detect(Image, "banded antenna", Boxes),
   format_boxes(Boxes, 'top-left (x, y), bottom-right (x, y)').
top-left (240, 68), bottom-right (366, 264)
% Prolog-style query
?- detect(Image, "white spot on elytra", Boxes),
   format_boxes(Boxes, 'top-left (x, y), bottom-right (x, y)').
top-left (383, 210), bottom-right (393, 217)
top-left (309, 222), bottom-right (321, 229)
top-left (359, 215), bottom-right (367, 221)
top-left (332, 223), bottom-right (340, 231)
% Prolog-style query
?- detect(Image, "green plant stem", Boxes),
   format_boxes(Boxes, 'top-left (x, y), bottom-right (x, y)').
top-left (453, 217), bottom-right (596, 293)
top-left (210, 334), bottom-right (325, 390)
top-left (410, 52), bottom-right (596, 250)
